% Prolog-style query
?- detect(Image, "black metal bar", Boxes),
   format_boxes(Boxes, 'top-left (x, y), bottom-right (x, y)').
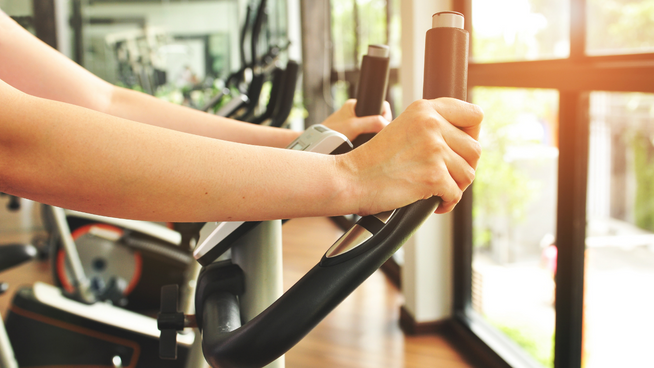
top-left (71, 0), bottom-right (83, 65)
top-left (452, 188), bottom-right (473, 312)
top-left (32, 0), bottom-right (57, 49)
top-left (201, 200), bottom-right (440, 368)
top-left (554, 92), bottom-right (589, 368)
top-left (269, 60), bottom-right (300, 127)
top-left (251, 0), bottom-right (268, 66)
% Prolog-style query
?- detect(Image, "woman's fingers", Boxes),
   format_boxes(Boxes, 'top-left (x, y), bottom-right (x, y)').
top-left (335, 96), bottom-right (482, 216)
top-left (427, 97), bottom-right (484, 139)
top-left (440, 120), bottom-right (482, 169)
top-left (381, 101), bottom-right (393, 122)
top-left (321, 99), bottom-right (389, 142)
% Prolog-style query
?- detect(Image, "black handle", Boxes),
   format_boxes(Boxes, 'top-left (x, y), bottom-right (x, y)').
top-left (249, 67), bottom-right (285, 124)
top-left (269, 61), bottom-right (299, 128)
top-left (351, 45), bottom-right (391, 148)
top-left (251, 0), bottom-right (268, 67)
top-left (0, 243), bottom-right (37, 273)
top-left (199, 13), bottom-right (469, 368)
top-left (239, 4), bottom-right (252, 68)
top-left (200, 200), bottom-right (439, 368)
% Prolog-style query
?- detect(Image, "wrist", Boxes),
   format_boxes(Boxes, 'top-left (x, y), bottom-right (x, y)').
top-left (331, 153), bottom-right (363, 216)
top-left (280, 129), bottom-right (302, 148)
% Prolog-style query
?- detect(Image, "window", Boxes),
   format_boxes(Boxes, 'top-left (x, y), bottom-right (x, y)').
top-left (453, 0), bottom-right (654, 367)
top-left (471, 0), bottom-right (569, 62)
top-left (472, 87), bottom-right (559, 367)
top-left (330, 0), bottom-right (401, 115)
top-left (584, 91), bottom-right (654, 367)
top-left (587, 0), bottom-right (654, 55)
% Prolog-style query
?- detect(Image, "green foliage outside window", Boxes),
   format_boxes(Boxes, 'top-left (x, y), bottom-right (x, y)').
top-left (472, 87), bottom-right (557, 249)
top-left (587, 0), bottom-right (654, 54)
top-left (631, 131), bottom-right (654, 232)
top-left (331, 0), bottom-right (388, 71)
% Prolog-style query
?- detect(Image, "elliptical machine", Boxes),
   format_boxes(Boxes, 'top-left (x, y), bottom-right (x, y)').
top-left (0, 241), bottom-right (200, 368)
top-left (42, 205), bottom-right (199, 312)
top-left (158, 11), bottom-right (470, 368)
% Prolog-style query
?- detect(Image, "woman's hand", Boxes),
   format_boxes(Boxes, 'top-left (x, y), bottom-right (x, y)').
top-left (336, 97), bottom-right (483, 216)
top-left (320, 99), bottom-right (392, 142)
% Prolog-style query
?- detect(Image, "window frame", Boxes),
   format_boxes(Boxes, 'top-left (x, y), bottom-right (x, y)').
top-left (451, 0), bottom-right (654, 367)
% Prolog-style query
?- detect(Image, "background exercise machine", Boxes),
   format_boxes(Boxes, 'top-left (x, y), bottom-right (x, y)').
top-left (0, 242), bottom-right (200, 368)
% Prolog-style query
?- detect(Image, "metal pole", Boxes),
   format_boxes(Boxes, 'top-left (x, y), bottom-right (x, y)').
top-left (231, 220), bottom-right (284, 368)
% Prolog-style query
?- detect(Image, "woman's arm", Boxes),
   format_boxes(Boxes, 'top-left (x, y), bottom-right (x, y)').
top-left (0, 79), bottom-right (348, 221)
top-left (0, 78), bottom-right (481, 222)
top-left (0, 12), bottom-right (384, 147)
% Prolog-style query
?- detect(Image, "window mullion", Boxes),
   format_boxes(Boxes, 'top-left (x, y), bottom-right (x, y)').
top-left (453, 188), bottom-right (474, 311)
top-left (570, 0), bottom-right (587, 60)
top-left (554, 91), bottom-right (590, 368)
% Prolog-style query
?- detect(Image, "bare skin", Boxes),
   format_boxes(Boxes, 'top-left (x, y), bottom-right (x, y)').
top-left (0, 11), bottom-right (482, 222)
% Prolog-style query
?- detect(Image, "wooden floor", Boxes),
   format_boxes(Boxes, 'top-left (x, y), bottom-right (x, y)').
top-left (282, 217), bottom-right (472, 368)
top-left (0, 199), bottom-right (473, 368)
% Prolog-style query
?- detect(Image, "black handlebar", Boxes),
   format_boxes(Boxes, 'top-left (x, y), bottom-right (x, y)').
top-left (199, 199), bottom-right (440, 368)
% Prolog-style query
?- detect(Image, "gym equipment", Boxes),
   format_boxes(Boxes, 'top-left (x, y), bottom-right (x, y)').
top-left (204, 0), bottom-right (299, 128)
top-left (351, 44), bottom-right (392, 148)
top-left (0, 194), bottom-right (20, 212)
top-left (158, 11), bottom-right (469, 368)
top-left (192, 124), bottom-right (352, 267)
top-left (0, 243), bottom-right (200, 368)
top-left (0, 243), bottom-right (37, 368)
top-left (44, 205), bottom-right (197, 311)
top-left (331, 44), bottom-right (392, 229)
top-left (159, 124), bottom-right (351, 367)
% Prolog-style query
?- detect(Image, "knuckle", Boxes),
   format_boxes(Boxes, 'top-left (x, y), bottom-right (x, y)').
top-left (409, 99), bottom-right (431, 111)
top-left (470, 139), bottom-right (482, 158)
top-left (463, 167), bottom-right (476, 187)
top-left (429, 135), bottom-right (448, 155)
top-left (470, 104), bottom-right (485, 123)
top-left (453, 189), bottom-right (463, 204)
top-left (374, 115), bottom-right (387, 128)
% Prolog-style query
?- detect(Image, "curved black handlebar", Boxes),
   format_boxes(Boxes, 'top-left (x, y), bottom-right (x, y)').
top-left (197, 12), bottom-right (469, 368)
top-left (199, 199), bottom-right (440, 368)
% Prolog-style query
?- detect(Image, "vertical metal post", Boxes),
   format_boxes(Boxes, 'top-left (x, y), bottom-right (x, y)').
top-left (300, 0), bottom-right (333, 126)
top-left (0, 318), bottom-right (18, 368)
top-left (51, 207), bottom-right (90, 292)
top-left (32, 0), bottom-right (58, 49)
top-left (231, 220), bottom-right (284, 368)
top-left (71, 0), bottom-right (83, 65)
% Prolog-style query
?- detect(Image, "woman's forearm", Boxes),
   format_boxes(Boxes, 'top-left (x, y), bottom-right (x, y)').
top-left (0, 12), bottom-right (299, 148)
top-left (106, 86), bottom-right (301, 147)
top-left (0, 86), bottom-right (354, 222)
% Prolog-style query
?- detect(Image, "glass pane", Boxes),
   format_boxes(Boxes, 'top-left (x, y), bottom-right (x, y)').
top-left (584, 92), bottom-right (654, 367)
top-left (332, 0), bottom-right (358, 71)
top-left (471, 0), bottom-right (570, 63)
top-left (0, 0), bottom-right (32, 17)
top-left (331, 0), bottom-right (388, 71)
top-left (587, 0), bottom-right (654, 56)
top-left (1, 0), bottom-right (34, 34)
top-left (472, 87), bottom-right (559, 367)
top-left (79, 1), bottom-right (240, 97)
